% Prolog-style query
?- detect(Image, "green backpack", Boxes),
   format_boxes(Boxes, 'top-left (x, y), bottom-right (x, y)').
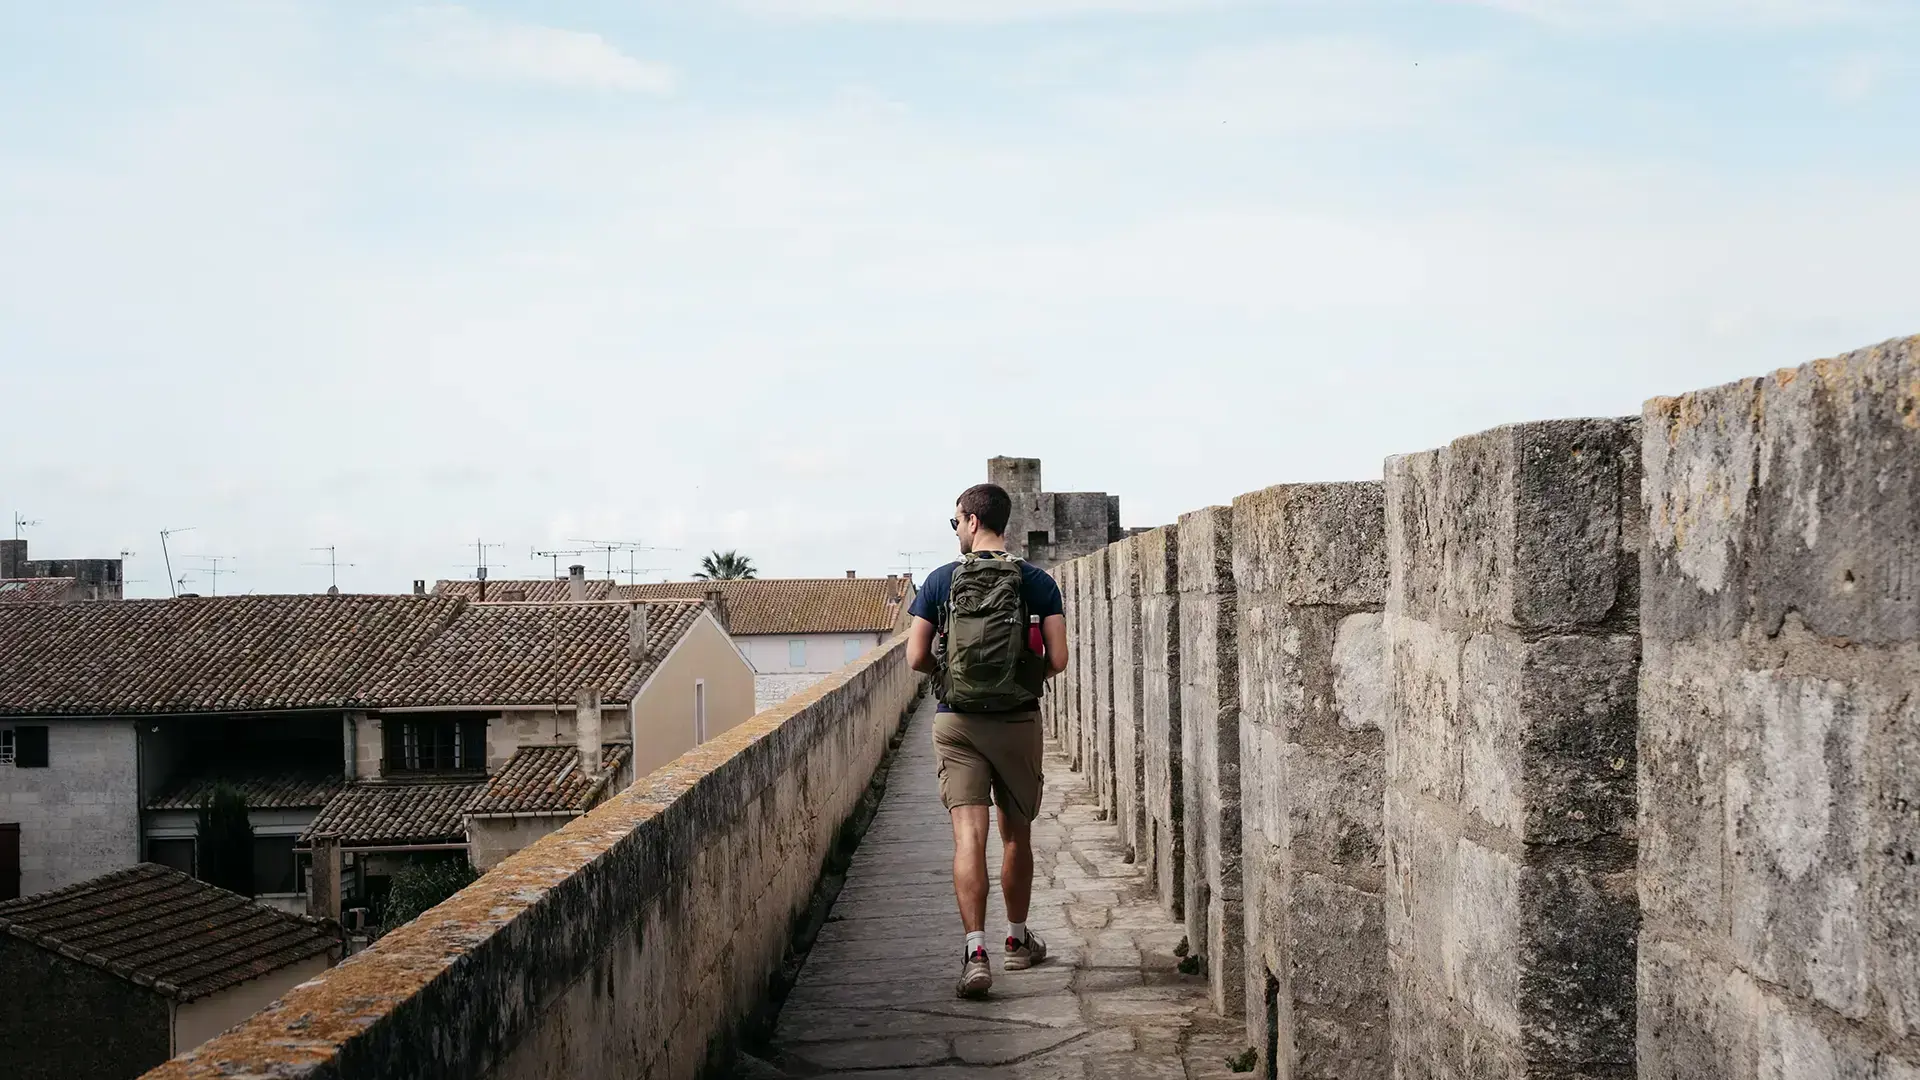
top-left (940, 553), bottom-right (1047, 713)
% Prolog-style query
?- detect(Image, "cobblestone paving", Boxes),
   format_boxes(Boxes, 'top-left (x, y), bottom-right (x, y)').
top-left (767, 696), bottom-right (1247, 1079)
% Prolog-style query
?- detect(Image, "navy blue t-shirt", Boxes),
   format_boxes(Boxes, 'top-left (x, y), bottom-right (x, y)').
top-left (909, 553), bottom-right (1064, 712)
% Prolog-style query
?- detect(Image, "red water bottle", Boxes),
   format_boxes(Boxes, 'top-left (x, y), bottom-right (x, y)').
top-left (1028, 614), bottom-right (1044, 655)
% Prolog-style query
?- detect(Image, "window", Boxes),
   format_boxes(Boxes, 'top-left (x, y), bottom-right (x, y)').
top-left (5, 727), bottom-right (48, 768)
top-left (694, 680), bottom-right (708, 744)
top-left (844, 638), bottom-right (864, 664)
top-left (383, 717), bottom-right (486, 773)
top-left (254, 835), bottom-right (298, 895)
top-left (147, 837), bottom-right (196, 876)
top-left (1028, 530), bottom-right (1050, 551)
top-left (788, 639), bottom-right (806, 668)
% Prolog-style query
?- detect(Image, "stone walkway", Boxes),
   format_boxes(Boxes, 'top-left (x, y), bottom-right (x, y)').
top-left (766, 696), bottom-right (1245, 1079)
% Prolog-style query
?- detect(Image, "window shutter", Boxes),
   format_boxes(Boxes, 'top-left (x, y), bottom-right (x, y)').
top-left (15, 726), bottom-right (49, 768)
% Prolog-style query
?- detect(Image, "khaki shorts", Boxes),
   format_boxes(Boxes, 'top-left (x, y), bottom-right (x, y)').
top-left (933, 709), bottom-right (1044, 822)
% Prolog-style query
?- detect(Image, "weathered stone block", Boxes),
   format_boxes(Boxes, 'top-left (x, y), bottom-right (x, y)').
top-left (1726, 669), bottom-right (1873, 1021)
top-left (1178, 505), bottom-right (1241, 1017)
top-left (1111, 536), bottom-right (1147, 855)
top-left (1645, 335), bottom-right (1920, 647)
top-left (1385, 612), bottom-right (1464, 805)
top-left (1284, 740), bottom-right (1383, 874)
top-left (1636, 940), bottom-right (1761, 1080)
top-left (1137, 525), bottom-right (1184, 919)
top-left (1091, 545), bottom-right (1117, 818)
top-left (1231, 482), bottom-right (1388, 608)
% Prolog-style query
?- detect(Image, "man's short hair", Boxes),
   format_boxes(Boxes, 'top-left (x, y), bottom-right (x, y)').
top-left (957, 484), bottom-right (1013, 534)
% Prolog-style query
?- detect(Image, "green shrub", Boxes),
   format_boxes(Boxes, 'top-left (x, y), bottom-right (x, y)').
top-left (375, 856), bottom-right (478, 937)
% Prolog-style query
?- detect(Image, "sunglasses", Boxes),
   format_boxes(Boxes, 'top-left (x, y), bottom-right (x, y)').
top-left (949, 517), bottom-right (960, 532)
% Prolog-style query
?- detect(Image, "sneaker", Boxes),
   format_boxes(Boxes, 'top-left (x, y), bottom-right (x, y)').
top-left (1004, 931), bottom-right (1048, 971)
top-left (956, 947), bottom-right (993, 998)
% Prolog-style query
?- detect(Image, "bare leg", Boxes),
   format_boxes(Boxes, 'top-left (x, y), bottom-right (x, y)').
top-left (950, 805), bottom-right (992, 933)
top-left (998, 805), bottom-right (1033, 926)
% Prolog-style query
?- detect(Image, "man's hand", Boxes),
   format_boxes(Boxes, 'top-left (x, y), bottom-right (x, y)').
top-left (907, 616), bottom-right (940, 674)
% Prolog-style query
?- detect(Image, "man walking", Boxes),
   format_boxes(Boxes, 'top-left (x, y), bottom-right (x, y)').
top-left (907, 482), bottom-right (1069, 998)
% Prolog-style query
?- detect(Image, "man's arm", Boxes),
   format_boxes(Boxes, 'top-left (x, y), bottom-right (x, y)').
top-left (1041, 613), bottom-right (1068, 676)
top-left (908, 616), bottom-right (939, 674)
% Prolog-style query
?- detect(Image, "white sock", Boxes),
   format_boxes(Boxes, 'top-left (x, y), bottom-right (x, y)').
top-left (965, 930), bottom-right (986, 956)
top-left (1008, 921), bottom-right (1028, 945)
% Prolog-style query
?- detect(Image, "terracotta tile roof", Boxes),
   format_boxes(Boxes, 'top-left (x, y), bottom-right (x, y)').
top-left (433, 579), bottom-right (615, 602)
top-left (465, 744), bottom-right (632, 816)
top-left (146, 769), bottom-right (345, 811)
top-left (0, 864), bottom-right (339, 1002)
top-left (0, 595), bottom-right (465, 717)
top-left (298, 779), bottom-right (486, 848)
top-left (366, 600), bottom-right (706, 707)
top-left (0, 577), bottom-right (78, 604)
top-left (613, 577), bottom-right (914, 636)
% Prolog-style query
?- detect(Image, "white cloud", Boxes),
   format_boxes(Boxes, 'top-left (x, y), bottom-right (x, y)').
top-left (1067, 38), bottom-right (1489, 134)
top-left (735, 0), bottom-right (1239, 22)
top-left (1456, 0), bottom-right (1900, 27)
top-left (395, 5), bottom-right (674, 92)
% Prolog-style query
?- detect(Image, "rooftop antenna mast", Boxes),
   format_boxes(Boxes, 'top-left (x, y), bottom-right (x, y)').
top-left (159, 527), bottom-right (196, 598)
top-left (185, 554), bottom-right (235, 596)
top-left (531, 546), bottom-right (596, 580)
top-left (470, 538), bottom-right (505, 601)
top-left (12, 512), bottom-right (40, 542)
top-left (306, 545), bottom-right (357, 593)
top-left (892, 551), bottom-right (938, 580)
top-left (568, 537), bottom-right (683, 581)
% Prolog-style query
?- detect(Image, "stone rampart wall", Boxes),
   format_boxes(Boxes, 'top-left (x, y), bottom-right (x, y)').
top-left (1051, 334), bottom-right (1919, 1079)
top-left (143, 636), bottom-right (921, 1080)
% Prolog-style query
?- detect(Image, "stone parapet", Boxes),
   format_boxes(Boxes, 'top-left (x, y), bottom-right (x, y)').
top-left (1234, 481), bottom-right (1389, 1079)
top-left (142, 636), bottom-right (921, 1080)
top-left (1637, 336), bottom-right (1920, 1080)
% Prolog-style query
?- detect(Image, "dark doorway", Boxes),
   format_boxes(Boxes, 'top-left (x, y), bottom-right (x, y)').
top-left (0, 823), bottom-right (18, 900)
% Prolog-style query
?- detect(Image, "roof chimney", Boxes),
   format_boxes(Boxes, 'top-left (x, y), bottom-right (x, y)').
top-left (628, 603), bottom-right (650, 664)
top-left (327, 586), bottom-right (341, 597)
top-left (704, 586), bottom-right (730, 634)
top-left (574, 687), bottom-right (602, 780)
top-left (567, 564), bottom-right (587, 602)
top-left (413, 580), bottom-right (426, 596)
top-left (501, 588), bottom-right (527, 602)
top-left (846, 570), bottom-right (856, 578)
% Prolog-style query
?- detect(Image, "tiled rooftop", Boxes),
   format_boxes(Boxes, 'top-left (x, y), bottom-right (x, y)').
top-left (146, 769), bottom-right (345, 811)
top-left (0, 594), bottom-right (464, 717)
top-left (466, 743), bottom-right (632, 816)
top-left (0, 863), bottom-right (339, 1002)
top-left (366, 600), bottom-right (706, 707)
top-left (433, 578), bottom-right (616, 602)
top-left (615, 577), bottom-right (913, 635)
top-left (298, 779), bottom-right (487, 848)
top-left (0, 577), bottom-right (78, 604)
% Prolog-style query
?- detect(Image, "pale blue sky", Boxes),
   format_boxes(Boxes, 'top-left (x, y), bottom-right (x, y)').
top-left (2, 1), bottom-right (1915, 596)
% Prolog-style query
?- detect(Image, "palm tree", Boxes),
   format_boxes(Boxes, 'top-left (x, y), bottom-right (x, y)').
top-left (695, 550), bottom-right (757, 580)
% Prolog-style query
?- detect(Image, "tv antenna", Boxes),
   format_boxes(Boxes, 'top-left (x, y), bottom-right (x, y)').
top-left (463, 539), bottom-right (506, 600)
top-left (306, 545), bottom-right (357, 592)
top-left (567, 538), bottom-right (682, 581)
top-left (892, 551), bottom-right (939, 579)
top-left (614, 559), bottom-right (669, 585)
top-left (11, 512), bottom-right (40, 542)
top-left (159, 527), bottom-right (196, 597)
top-left (184, 554), bottom-right (235, 596)
top-left (531, 546), bottom-right (596, 580)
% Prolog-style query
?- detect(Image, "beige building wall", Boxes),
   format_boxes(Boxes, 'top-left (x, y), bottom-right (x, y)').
top-left (173, 953), bottom-right (332, 1053)
top-left (468, 815), bottom-right (577, 871)
top-left (629, 615), bottom-right (756, 780)
top-left (485, 709), bottom-right (581, 774)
